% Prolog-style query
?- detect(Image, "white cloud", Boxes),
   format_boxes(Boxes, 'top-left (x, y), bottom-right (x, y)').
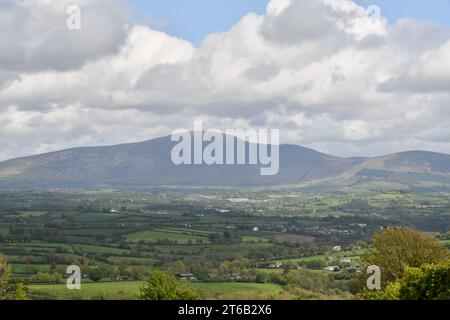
top-left (0, 0), bottom-right (130, 72)
top-left (379, 39), bottom-right (450, 93)
top-left (0, 0), bottom-right (449, 160)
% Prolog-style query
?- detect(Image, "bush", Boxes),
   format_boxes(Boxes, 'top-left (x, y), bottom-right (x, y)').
top-left (364, 260), bottom-right (450, 300)
top-left (30, 272), bottom-right (63, 284)
top-left (360, 227), bottom-right (448, 288)
top-left (303, 259), bottom-right (325, 270)
top-left (139, 271), bottom-right (198, 300)
top-left (0, 253), bottom-right (11, 299)
top-left (398, 261), bottom-right (450, 300)
top-left (88, 267), bottom-right (103, 282)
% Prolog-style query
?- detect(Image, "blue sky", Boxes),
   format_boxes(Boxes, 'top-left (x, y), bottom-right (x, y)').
top-left (355, 0), bottom-right (450, 27)
top-left (126, 0), bottom-right (450, 45)
top-left (126, 0), bottom-right (269, 44)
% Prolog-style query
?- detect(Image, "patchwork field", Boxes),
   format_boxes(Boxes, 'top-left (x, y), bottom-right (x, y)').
top-left (125, 229), bottom-right (209, 243)
top-left (28, 281), bottom-right (284, 300)
top-left (0, 190), bottom-right (448, 300)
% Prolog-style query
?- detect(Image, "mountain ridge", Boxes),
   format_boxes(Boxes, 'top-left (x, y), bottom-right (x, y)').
top-left (0, 134), bottom-right (449, 191)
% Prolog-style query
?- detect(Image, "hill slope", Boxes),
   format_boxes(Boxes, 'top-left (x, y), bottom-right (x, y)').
top-left (0, 135), bottom-right (449, 190)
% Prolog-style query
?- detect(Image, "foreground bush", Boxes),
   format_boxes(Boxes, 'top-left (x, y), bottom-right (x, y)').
top-left (0, 253), bottom-right (10, 300)
top-left (365, 260), bottom-right (450, 300)
top-left (139, 271), bottom-right (198, 300)
top-left (360, 227), bottom-right (448, 288)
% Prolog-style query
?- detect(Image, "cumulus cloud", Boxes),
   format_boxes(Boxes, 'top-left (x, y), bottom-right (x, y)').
top-left (0, 0), bottom-right (449, 160)
top-left (0, 0), bottom-right (130, 72)
top-left (379, 39), bottom-right (450, 93)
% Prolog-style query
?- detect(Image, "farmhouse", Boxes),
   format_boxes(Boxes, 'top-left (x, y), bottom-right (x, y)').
top-left (177, 273), bottom-right (197, 281)
top-left (224, 273), bottom-right (242, 280)
top-left (269, 261), bottom-right (283, 269)
top-left (326, 266), bottom-right (341, 272)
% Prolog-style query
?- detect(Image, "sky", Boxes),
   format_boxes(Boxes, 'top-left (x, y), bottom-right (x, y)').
top-left (0, 0), bottom-right (450, 160)
top-left (126, 0), bottom-right (270, 45)
top-left (125, 0), bottom-right (450, 44)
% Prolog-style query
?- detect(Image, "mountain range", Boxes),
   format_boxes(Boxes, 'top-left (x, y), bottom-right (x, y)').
top-left (0, 135), bottom-right (449, 191)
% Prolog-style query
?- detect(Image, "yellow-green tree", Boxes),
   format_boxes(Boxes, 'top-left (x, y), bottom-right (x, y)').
top-left (14, 283), bottom-right (30, 300)
top-left (365, 260), bottom-right (450, 300)
top-left (139, 271), bottom-right (198, 300)
top-left (361, 227), bottom-right (448, 288)
top-left (0, 253), bottom-right (11, 300)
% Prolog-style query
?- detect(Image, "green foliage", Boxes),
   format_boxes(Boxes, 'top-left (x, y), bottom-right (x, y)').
top-left (139, 271), bottom-right (198, 300)
top-left (364, 260), bottom-right (450, 300)
top-left (302, 259), bottom-right (325, 270)
top-left (14, 283), bottom-right (30, 300)
top-left (0, 253), bottom-right (11, 299)
top-left (30, 272), bottom-right (63, 285)
top-left (363, 281), bottom-right (401, 300)
top-left (88, 267), bottom-right (103, 282)
top-left (398, 261), bottom-right (450, 300)
top-left (361, 227), bottom-right (448, 287)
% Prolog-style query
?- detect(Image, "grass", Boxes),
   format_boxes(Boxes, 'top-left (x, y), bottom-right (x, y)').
top-left (125, 230), bottom-right (208, 243)
top-left (14, 211), bottom-right (48, 217)
top-left (254, 268), bottom-right (284, 275)
top-left (12, 264), bottom-right (51, 274)
top-left (4, 242), bottom-right (73, 250)
top-left (242, 236), bottom-right (269, 243)
top-left (63, 228), bottom-right (123, 237)
top-left (272, 234), bottom-right (315, 244)
top-left (440, 240), bottom-right (450, 247)
top-left (28, 281), bottom-right (142, 300)
top-left (73, 244), bottom-right (127, 255)
top-left (107, 256), bottom-right (157, 266)
top-left (28, 281), bottom-right (284, 300)
top-left (192, 282), bottom-right (284, 299)
top-left (281, 254), bottom-right (326, 264)
top-left (73, 212), bottom-right (123, 222)
top-left (191, 282), bottom-right (283, 294)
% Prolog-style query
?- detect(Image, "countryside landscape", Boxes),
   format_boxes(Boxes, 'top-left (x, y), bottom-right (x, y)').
top-left (0, 136), bottom-right (449, 300)
top-left (1, 0), bottom-right (450, 304)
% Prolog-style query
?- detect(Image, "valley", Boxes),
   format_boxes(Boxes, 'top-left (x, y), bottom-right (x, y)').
top-left (1, 188), bottom-right (449, 300)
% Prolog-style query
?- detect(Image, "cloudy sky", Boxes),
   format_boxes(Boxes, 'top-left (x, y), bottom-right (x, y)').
top-left (1, 0), bottom-right (450, 161)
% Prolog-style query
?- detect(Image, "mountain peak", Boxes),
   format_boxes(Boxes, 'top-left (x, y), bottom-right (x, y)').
top-left (0, 136), bottom-right (449, 191)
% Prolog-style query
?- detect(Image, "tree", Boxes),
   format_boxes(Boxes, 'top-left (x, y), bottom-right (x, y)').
top-left (30, 272), bottom-right (63, 284)
top-left (139, 271), bottom-right (198, 300)
top-left (109, 266), bottom-right (120, 281)
top-left (14, 283), bottom-right (30, 300)
top-left (364, 260), bottom-right (450, 300)
top-left (88, 267), bottom-right (103, 282)
top-left (360, 227), bottom-right (448, 287)
top-left (398, 260), bottom-right (450, 300)
top-left (0, 253), bottom-right (11, 299)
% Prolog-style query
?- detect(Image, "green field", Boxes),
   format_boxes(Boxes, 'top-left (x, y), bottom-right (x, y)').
top-left (191, 282), bottom-right (284, 299)
top-left (28, 281), bottom-right (284, 300)
top-left (0, 228), bottom-right (9, 236)
top-left (12, 264), bottom-right (51, 274)
top-left (63, 228), bottom-right (124, 237)
top-left (73, 212), bottom-right (123, 222)
top-left (125, 230), bottom-right (208, 243)
top-left (1, 189), bottom-right (448, 301)
top-left (29, 281), bottom-right (142, 300)
top-left (440, 240), bottom-right (450, 247)
top-left (272, 234), bottom-right (314, 244)
top-left (14, 211), bottom-right (48, 217)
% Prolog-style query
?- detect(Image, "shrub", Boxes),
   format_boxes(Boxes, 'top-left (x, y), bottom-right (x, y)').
top-left (364, 260), bottom-right (450, 300)
top-left (139, 271), bottom-right (198, 300)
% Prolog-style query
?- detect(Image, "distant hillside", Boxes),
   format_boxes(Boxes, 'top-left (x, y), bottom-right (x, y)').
top-left (0, 135), bottom-right (449, 191)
